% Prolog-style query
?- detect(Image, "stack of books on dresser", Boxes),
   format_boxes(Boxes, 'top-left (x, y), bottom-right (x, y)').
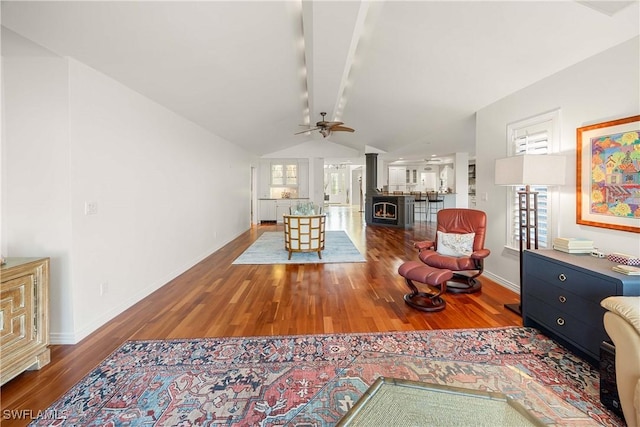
top-left (552, 237), bottom-right (594, 254)
top-left (612, 264), bottom-right (640, 275)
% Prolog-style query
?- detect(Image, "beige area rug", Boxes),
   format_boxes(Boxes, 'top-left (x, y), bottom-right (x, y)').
top-left (231, 230), bottom-right (366, 264)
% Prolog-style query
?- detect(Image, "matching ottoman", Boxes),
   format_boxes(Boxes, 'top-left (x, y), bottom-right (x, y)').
top-left (398, 261), bottom-right (453, 312)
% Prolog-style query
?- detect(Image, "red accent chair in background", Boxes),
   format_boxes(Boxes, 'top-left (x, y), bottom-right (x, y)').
top-left (414, 208), bottom-right (490, 293)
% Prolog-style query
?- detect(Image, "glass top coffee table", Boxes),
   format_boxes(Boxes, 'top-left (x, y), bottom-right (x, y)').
top-left (289, 352), bottom-right (601, 426)
top-left (337, 376), bottom-right (545, 426)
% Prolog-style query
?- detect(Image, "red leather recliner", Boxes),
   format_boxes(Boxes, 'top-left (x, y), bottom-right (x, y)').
top-left (414, 208), bottom-right (490, 293)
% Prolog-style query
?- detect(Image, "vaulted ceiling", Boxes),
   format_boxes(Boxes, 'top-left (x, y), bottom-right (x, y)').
top-left (2, 1), bottom-right (638, 163)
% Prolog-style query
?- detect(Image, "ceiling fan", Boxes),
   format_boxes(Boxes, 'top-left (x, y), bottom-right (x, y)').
top-left (295, 112), bottom-right (355, 138)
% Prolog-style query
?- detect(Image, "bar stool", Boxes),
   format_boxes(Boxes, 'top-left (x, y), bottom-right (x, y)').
top-left (426, 192), bottom-right (444, 222)
top-left (410, 191), bottom-right (426, 221)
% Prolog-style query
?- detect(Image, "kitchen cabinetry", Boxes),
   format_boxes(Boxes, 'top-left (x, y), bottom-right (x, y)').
top-left (1, 258), bottom-right (50, 385)
top-left (259, 159), bottom-right (310, 199)
top-left (405, 168), bottom-right (418, 185)
top-left (522, 249), bottom-right (640, 365)
top-left (259, 199), bottom-right (314, 223)
top-left (259, 200), bottom-right (277, 222)
top-left (388, 166), bottom-right (406, 192)
top-left (468, 163), bottom-right (476, 196)
top-left (271, 161), bottom-right (298, 186)
top-left (275, 200), bottom-right (292, 223)
top-left (258, 159), bottom-right (271, 198)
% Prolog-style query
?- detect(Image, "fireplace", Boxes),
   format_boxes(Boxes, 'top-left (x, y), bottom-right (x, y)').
top-left (363, 153), bottom-right (414, 228)
top-left (367, 195), bottom-right (414, 228)
top-left (373, 198), bottom-right (398, 224)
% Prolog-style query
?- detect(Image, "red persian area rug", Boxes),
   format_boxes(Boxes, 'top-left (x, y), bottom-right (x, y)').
top-left (30, 327), bottom-right (623, 426)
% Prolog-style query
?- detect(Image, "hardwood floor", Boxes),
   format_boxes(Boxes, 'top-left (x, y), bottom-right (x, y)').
top-left (0, 206), bottom-right (521, 425)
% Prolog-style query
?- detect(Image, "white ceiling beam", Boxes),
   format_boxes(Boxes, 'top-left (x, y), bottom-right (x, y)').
top-left (301, 0), bottom-right (314, 127)
top-left (331, 1), bottom-right (383, 123)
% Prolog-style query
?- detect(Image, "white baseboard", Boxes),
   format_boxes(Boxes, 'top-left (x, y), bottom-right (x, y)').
top-left (483, 270), bottom-right (519, 294)
top-left (49, 230), bottom-right (246, 345)
top-left (49, 332), bottom-right (78, 345)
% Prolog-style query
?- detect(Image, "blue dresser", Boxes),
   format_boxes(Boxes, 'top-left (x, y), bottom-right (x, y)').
top-left (522, 249), bottom-right (640, 365)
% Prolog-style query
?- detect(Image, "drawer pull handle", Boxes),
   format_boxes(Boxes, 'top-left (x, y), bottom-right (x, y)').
top-left (558, 274), bottom-right (567, 282)
top-left (557, 318), bottom-right (565, 326)
top-left (559, 295), bottom-right (567, 303)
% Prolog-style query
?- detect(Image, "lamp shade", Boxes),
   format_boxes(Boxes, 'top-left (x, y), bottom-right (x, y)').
top-left (495, 154), bottom-right (566, 186)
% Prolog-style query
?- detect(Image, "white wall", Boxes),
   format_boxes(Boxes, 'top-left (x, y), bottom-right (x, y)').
top-left (350, 166), bottom-right (363, 208)
top-left (2, 49), bottom-right (74, 334)
top-left (311, 158), bottom-right (324, 209)
top-left (476, 36), bottom-right (640, 292)
top-left (2, 32), bottom-right (254, 343)
top-left (453, 153), bottom-right (469, 207)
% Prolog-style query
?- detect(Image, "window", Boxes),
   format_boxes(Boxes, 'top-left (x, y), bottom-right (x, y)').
top-left (505, 110), bottom-right (560, 249)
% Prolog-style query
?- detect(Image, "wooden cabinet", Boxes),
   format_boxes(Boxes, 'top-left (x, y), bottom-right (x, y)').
top-left (522, 249), bottom-right (640, 365)
top-left (1, 258), bottom-right (50, 385)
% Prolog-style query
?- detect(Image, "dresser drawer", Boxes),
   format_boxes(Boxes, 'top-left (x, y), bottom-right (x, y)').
top-left (526, 255), bottom-right (617, 302)
top-left (0, 258), bottom-right (50, 385)
top-left (523, 280), bottom-right (605, 329)
top-left (523, 250), bottom-right (639, 365)
top-left (1, 274), bottom-right (37, 356)
top-left (526, 296), bottom-right (608, 359)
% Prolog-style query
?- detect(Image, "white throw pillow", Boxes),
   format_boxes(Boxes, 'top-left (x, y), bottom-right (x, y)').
top-left (436, 231), bottom-right (475, 257)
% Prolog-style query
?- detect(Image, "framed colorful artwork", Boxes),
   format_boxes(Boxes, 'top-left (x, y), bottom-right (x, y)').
top-left (576, 115), bottom-right (640, 233)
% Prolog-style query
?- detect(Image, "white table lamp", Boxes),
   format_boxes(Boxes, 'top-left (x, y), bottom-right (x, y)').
top-left (495, 154), bottom-right (566, 315)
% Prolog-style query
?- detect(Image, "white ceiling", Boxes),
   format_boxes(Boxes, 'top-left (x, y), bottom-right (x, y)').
top-left (2, 1), bottom-right (638, 164)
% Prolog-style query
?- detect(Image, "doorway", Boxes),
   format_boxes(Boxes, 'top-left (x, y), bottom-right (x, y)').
top-left (324, 164), bottom-right (349, 205)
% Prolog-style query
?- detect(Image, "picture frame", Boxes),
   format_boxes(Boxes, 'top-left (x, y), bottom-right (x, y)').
top-left (576, 115), bottom-right (640, 233)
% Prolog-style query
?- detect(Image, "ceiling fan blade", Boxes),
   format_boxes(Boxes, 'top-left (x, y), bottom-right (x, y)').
top-left (329, 125), bottom-right (355, 133)
top-left (294, 127), bottom-right (321, 135)
top-left (317, 120), bottom-right (344, 127)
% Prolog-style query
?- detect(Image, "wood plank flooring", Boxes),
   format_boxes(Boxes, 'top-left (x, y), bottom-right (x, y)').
top-left (0, 206), bottom-right (521, 425)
